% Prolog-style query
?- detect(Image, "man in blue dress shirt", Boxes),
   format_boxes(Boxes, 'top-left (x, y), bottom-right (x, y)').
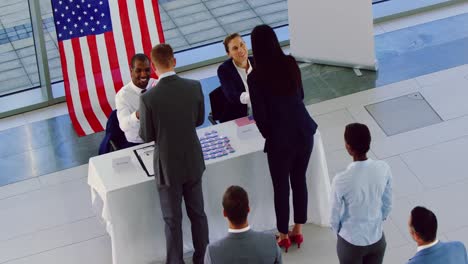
top-left (330, 123), bottom-right (392, 264)
top-left (407, 206), bottom-right (468, 264)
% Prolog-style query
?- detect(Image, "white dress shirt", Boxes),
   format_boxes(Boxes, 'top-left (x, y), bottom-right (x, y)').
top-left (233, 60), bottom-right (253, 106)
top-left (115, 78), bottom-right (156, 143)
top-left (228, 225), bottom-right (251, 233)
top-left (158, 71), bottom-right (176, 80)
top-left (417, 240), bottom-right (439, 252)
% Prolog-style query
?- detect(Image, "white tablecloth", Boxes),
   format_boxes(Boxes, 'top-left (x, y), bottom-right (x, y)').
top-left (88, 118), bottom-right (331, 264)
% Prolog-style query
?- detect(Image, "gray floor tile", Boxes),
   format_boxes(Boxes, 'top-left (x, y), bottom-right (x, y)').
top-left (11, 37), bottom-right (34, 50)
top-left (222, 17), bottom-right (262, 35)
top-left (162, 0), bottom-right (201, 11)
top-left (178, 19), bottom-right (219, 35)
top-left (16, 46), bottom-right (36, 58)
top-left (0, 50), bottom-right (19, 63)
top-left (211, 2), bottom-right (250, 17)
top-left (185, 26), bottom-right (226, 45)
top-left (167, 3), bottom-right (206, 18)
top-left (161, 19), bottom-right (177, 31)
top-left (246, 0), bottom-right (284, 8)
top-left (0, 43), bottom-right (14, 53)
top-left (204, 0), bottom-right (239, 9)
top-left (260, 10), bottom-right (288, 25)
top-left (0, 77), bottom-right (32, 95)
top-left (166, 36), bottom-right (190, 49)
top-left (253, 1), bottom-right (287, 16)
top-left (162, 28), bottom-right (182, 40)
top-left (366, 92), bottom-right (443, 136)
top-left (0, 59), bottom-right (22, 72)
top-left (172, 11), bottom-right (212, 27)
top-left (217, 10), bottom-right (257, 25)
top-left (0, 67), bottom-right (27, 82)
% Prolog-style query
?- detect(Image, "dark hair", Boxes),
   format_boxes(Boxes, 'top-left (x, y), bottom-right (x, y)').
top-left (410, 206), bottom-right (438, 242)
top-left (151, 44), bottom-right (174, 68)
top-left (130, 53), bottom-right (150, 69)
top-left (222, 185), bottom-right (249, 226)
top-left (344, 123), bottom-right (371, 155)
top-left (223, 33), bottom-right (241, 53)
top-left (250, 24), bottom-right (301, 95)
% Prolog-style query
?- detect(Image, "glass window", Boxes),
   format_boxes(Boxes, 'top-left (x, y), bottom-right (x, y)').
top-left (0, 0), bottom-right (40, 96)
top-left (160, 0), bottom-right (289, 52)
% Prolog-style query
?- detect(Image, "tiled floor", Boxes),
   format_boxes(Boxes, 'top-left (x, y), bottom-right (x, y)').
top-left (1, 3), bottom-right (468, 263)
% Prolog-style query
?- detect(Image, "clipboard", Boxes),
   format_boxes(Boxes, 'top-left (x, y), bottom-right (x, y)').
top-left (133, 144), bottom-right (155, 177)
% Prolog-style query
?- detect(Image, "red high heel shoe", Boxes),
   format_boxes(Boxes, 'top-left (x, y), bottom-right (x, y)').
top-left (277, 237), bottom-right (292, 252)
top-left (289, 233), bottom-right (304, 248)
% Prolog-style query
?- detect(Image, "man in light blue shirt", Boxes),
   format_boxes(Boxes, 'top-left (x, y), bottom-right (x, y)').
top-left (330, 123), bottom-right (392, 264)
top-left (407, 206), bottom-right (468, 264)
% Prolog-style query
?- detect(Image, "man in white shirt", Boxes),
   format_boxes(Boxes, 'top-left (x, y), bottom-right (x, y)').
top-left (217, 33), bottom-right (254, 122)
top-left (204, 185), bottom-right (282, 264)
top-left (115, 53), bottom-right (156, 146)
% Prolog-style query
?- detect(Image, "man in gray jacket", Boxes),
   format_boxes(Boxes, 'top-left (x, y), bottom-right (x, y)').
top-left (204, 185), bottom-right (282, 264)
top-left (139, 43), bottom-right (209, 264)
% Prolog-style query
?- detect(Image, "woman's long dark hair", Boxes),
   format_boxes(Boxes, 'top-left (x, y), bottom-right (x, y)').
top-left (251, 25), bottom-right (301, 95)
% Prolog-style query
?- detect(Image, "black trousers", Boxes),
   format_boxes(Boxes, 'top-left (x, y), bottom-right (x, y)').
top-left (266, 136), bottom-right (314, 234)
top-left (157, 177), bottom-right (209, 264)
top-left (337, 234), bottom-right (387, 264)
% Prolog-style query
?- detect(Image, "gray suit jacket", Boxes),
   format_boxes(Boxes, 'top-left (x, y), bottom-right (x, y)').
top-left (139, 74), bottom-right (205, 186)
top-left (204, 230), bottom-right (282, 264)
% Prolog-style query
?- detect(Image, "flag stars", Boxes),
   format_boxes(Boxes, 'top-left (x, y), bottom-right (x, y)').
top-left (99, 1), bottom-right (103, 4)
top-left (91, 28), bottom-right (95, 32)
top-left (87, 3), bottom-right (91, 7)
top-left (90, 16), bottom-right (94, 20)
top-left (101, 13), bottom-right (105, 17)
top-left (84, 22), bottom-right (88, 26)
top-left (96, 21), bottom-right (100, 25)
top-left (59, 0), bottom-right (62, 4)
top-left (54, 8), bottom-right (58, 12)
top-left (61, 13), bottom-right (65, 17)
top-left (80, 29), bottom-right (84, 33)
top-left (94, 8), bottom-right (98, 13)
top-left (56, 21), bottom-right (61, 25)
top-left (69, 30), bottom-right (73, 35)
top-left (65, 5), bottom-right (69, 10)
top-left (63, 25), bottom-right (67, 29)
top-left (74, 24), bottom-right (78, 28)
top-left (78, 16), bottom-right (81, 20)
top-left (67, 18), bottom-right (71, 22)
top-left (58, 33), bottom-right (62, 37)
top-left (103, 25), bottom-right (107, 29)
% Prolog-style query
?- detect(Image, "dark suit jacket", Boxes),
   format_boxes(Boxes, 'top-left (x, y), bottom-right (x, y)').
top-left (139, 74), bottom-right (205, 186)
top-left (248, 56), bottom-right (317, 153)
top-left (204, 230), bottom-right (282, 264)
top-left (407, 241), bottom-right (468, 264)
top-left (217, 57), bottom-right (253, 121)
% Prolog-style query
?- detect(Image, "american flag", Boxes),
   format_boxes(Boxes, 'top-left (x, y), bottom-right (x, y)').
top-left (52, 0), bottom-right (165, 136)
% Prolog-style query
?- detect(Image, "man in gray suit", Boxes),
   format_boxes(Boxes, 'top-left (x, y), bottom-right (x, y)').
top-left (139, 43), bottom-right (209, 264)
top-left (204, 185), bottom-right (282, 264)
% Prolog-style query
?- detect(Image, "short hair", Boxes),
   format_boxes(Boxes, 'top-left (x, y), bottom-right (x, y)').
top-left (222, 185), bottom-right (249, 226)
top-left (344, 123), bottom-right (371, 156)
top-left (410, 206), bottom-right (438, 242)
top-left (151, 44), bottom-right (174, 69)
top-left (130, 53), bottom-right (150, 69)
top-left (223, 33), bottom-right (241, 53)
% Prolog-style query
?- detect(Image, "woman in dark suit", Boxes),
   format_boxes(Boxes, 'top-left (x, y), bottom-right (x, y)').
top-left (248, 25), bottom-right (318, 252)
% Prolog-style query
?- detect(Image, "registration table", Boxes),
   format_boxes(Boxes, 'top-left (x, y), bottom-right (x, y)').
top-left (88, 116), bottom-right (331, 264)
